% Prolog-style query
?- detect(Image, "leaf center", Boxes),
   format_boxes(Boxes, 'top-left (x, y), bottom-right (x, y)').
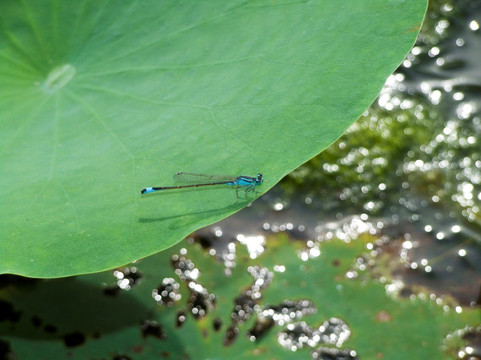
top-left (41, 64), bottom-right (76, 93)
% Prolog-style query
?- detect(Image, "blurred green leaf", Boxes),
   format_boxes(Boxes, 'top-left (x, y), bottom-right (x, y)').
top-left (0, 0), bottom-right (426, 277)
top-left (0, 235), bottom-right (475, 359)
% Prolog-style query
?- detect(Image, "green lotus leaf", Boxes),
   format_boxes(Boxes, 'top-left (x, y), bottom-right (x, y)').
top-left (0, 0), bottom-right (426, 277)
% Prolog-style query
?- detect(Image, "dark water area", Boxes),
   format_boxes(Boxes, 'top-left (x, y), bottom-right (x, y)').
top-left (195, 0), bottom-right (481, 309)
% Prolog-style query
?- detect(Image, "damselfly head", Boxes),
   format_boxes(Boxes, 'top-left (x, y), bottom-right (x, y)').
top-left (256, 173), bottom-right (263, 184)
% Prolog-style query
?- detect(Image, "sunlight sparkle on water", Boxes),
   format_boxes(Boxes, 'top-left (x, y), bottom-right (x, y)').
top-left (385, 279), bottom-right (404, 297)
top-left (274, 202), bottom-right (284, 211)
top-left (457, 102), bottom-right (476, 119)
top-left (456, 37), bottom-right (465, 47)
top-left (428, 46), bottom-right (440, 57)
top-left (469, 20), bottom-right (480, 31)
top-left (429, 89), bottom-right (442, 104)
top-left (213, 227), bottom-right (223, 237)
top-left (453, 91), bottom-right (464, 101)
top-left (451, 225), bottom-right (461, 233)
top-left (435, 19), bottom-right (450, 35)
top-left (442, 3), bottom-right (453, 12)
top-left (237, 234), bottom-right (265, 259)
top-left (277, 318), bottom-right (351, 351)
top-left (411, 46), bottom-right (422, 55)
top-left (402, 240), bottom-right (413, 250)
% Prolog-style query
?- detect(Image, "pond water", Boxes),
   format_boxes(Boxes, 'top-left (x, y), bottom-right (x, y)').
top-left (195, 0), bottom-right (481, 309)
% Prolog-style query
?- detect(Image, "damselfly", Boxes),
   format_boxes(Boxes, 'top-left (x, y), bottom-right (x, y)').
top-left (141, 172), bottom-right (263, 200)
